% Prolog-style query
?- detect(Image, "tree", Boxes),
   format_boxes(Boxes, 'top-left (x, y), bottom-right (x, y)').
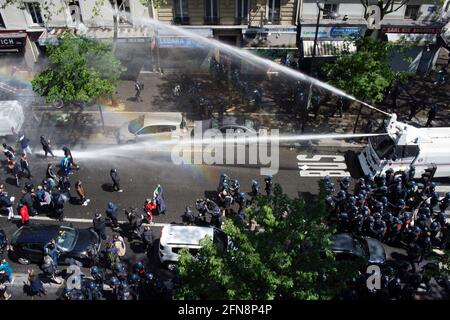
top-left (360, 0), bottom-right (410, 22)
top-left (321, 36), bottom-right (410, 104)
top-left (31, 34), bottom-right (125, 105)
top-left (174, 183), bottom-right (358, 300)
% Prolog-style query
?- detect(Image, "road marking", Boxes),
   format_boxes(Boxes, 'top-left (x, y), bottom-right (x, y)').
top-left (436, 185), bottom-right (450, 193)
top-left (297, 154), bottom-right (350, 177)
top-left (0, 215), bottom-right (170, 227)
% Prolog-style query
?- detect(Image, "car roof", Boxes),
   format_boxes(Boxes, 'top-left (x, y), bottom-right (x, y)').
top-left (12, 225), bottom-right (61, 245)
top-left (142, 112), bottom-right (182, 127)
top-left (330, 233), bottom-right (356, 252)
top-left (160, 225), bottom-right (214, 247)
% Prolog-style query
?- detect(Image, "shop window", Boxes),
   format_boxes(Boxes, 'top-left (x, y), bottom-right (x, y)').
top-left (404, 5), bottom-right (420, 20)
top-left (69, 1), bottom-right (83, 23)
top-left (173, 0), bottom-right (189, 24)
top-left (268, 0), bottom-right (280, 24)
top-left (117, 0), bottom-right (131, 25)
top-left (26, 2), bottom-right (44, 25)
top-left (204, 0), bottom-right (219, 25)
top-left (323, 3), bottom-right (339, 19)
top-left (236, 0), bottom-right (249, 24)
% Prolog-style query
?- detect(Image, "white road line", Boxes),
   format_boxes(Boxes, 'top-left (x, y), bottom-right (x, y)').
top-left (436, 186), bottom-right (450, 193)
top-left (0, 215), bottom-right (170, 227)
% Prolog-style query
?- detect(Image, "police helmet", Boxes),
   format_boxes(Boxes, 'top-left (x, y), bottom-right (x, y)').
top-left (381, 196), bottom-right (388, 204)
top-left (348, 196), bottom-right (356, 203)
top-left (398, 199), bottom-right (405, 206)
top-left (113, 263), bottom-right (126, 273)
top-left (367, 216), bottom-right (375, 223)
top-left (420, 207), bottom-right (430, 215)
top-left (365, 173), bottom-right (373, 180)
top-left (110, 168), bottom-right (117, 173)
top-left (373, 212), bottom-right (382, 220)
top-left (265, 176), bottom-right (272, 182)
top-left (134, 261), bottom-right (145, 272)
top-left (251, 180), bottom-right (259, 187)
top-left (239, 191), bottom-right (246, 199)
top-left (87, 281), bottom-right (97, 290)
top-left (393, 217), bottom-right (401, 224)
top-left (380, 186), bottom-right (388, 194)
top-left (107, 201), bottom-right (114, 209)
top-left (338, 190), bottom-right (346, 198)
top-left (343, 176), bottom-right (351, 183)
top-left (222, 182), bottom-right (229, 189)
top-left (119, 282), bottom-right (129, 291)
top-left (129, 273), bottom-right (140, 284)
top-left (324, 175), bottom-right (331, 182)
top-left (144, 272), bottom-right (155, 282)
top-left (430, 222), bottom-right (440, 231)
top-left (446, 192), bottom-right (450, 198)
top-left (90, 266), bottom-right (100, 275)
top-left (110, 277), bottom-right (120, 286)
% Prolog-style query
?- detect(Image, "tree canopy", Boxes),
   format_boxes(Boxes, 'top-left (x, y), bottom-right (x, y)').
top-left (321, 36), bottom-right (410, 103)
top-left (31, 34), bottom-right (125, 105)
top-left (174, 183), bottom-right (358, 300)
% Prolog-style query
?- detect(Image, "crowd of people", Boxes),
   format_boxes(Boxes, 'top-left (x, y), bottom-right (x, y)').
top-left (324, 166), bottom-right (450, 299)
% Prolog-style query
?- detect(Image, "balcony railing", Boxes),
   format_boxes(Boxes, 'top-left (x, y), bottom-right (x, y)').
top-left (173, 16), bottom-right (190, 25)
top-left (204, 16), bottom-right (220, 25)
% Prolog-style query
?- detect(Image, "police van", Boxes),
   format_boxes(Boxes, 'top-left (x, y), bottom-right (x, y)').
top-left (358, 114), bottom-right (450, 178)
top-left (159, 224), bottom-right (228, 270)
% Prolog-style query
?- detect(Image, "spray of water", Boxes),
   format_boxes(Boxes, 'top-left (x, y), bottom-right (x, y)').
top-left (42, 132), bottom-right (386, 160)
top-left (106, 9), bottom-right (391, 116)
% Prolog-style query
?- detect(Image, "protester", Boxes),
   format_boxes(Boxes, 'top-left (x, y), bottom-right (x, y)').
top-left (110, 168), bottom-right (123, 192)
top-left (93, 212), bottom-right (107, 240)
top-left (40, 135), bottom-right (55, 158)
top-left (75, 180), bottom-right (89, 206)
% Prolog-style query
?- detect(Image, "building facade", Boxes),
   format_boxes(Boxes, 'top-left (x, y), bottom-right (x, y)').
top-left (0, 0), bottom-right (446, 72)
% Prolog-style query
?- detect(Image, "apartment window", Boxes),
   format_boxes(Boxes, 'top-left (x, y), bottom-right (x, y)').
top-left (69, 1), bottom-right (83, 23)
top-left (173, 0), bottom-right (189, 24)
top-left (404, 5), bottom-right (420, 20)
top-left (204, 0), bottom-right (219, 24)
top-left (117, 0), bottom-right (131, 25)
top-left (0, 12), bottom-right (5, 28)
top-left (27, 2), bottom-right (44, 25)
top-left (323, 3), bottom-right (338, 19)
top-left (268, 0), bottom-right (280, 23)
top-left (236, 0), bottom-right (249, 24)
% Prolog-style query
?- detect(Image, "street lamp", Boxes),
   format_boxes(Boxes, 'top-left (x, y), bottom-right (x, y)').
top-left (301, 0), bottom-right (340, 133)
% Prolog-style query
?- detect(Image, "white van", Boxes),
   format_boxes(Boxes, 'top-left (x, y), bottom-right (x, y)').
top-left (358, 114), bottom-right (450, 178)
top-left (159, 224), bottom-right (227, 270)
top-left (0, 100), bottom-right (24, 137)
top-left (115, 112), bottom-right (186, 144)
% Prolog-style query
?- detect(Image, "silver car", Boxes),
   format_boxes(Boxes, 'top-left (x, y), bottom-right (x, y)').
top-left (116, 112), bottom-right (185, 144)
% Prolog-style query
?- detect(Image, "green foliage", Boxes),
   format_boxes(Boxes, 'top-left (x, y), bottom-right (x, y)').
top-left (31, 34), bottom-right (125, 104)
top-left (321, 37), bottom-right (410, 103)
top-left (174, 182), bottom-right (357, 300)
top-left (140, 0), bottom-right (168, 9)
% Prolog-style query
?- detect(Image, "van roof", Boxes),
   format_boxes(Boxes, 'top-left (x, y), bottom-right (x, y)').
top-left (160, 225), bottom-right (214, 247)
top-left (386, 114), bottom-right (450, 145)
top-left (0, 100), bottom-right (22, 117)
top-left (142, 112), bottom-right (183, 127)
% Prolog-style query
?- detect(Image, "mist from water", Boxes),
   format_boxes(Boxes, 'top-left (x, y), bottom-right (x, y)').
top-left (107, 9), bottom-right (390, 116)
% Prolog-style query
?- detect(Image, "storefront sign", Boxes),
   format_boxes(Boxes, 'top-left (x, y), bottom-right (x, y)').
top-left (301, 26), bottom-right (364, 39)
top-left (382, 26), bottom-right (442, 34)
top-left (157, 37), bottom-right (200, 48)
top-left (0, 31), bottom-right (26, 51)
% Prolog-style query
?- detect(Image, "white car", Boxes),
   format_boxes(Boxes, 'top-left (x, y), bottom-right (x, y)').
top-left (116, 112), bottom-right (186, 144)
top-left (159, 224), bottom-right (227, 270)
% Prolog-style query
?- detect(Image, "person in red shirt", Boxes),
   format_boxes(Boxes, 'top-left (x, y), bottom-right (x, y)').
top-left (19, 203), bottom-right (30, 225)
top-left (143, 198), bottom-right (156, 224)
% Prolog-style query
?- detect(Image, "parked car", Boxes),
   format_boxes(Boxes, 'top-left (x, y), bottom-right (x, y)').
top-left (330, 233), bottom-right (387, 265)
top-left (9, 224), bottom-right (100, 266)
top-left (159, 224), bottom-right (227, 270)
top-left (116, 112), bottom-right (186, 144)
top-left (192, 116), bottom-right (262, 137)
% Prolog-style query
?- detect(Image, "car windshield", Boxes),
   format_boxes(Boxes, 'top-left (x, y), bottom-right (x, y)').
top-left (128, 116), bottom-right (144, 134)
top-left (370, 135), bottom-right (395, 160)
top-left (55, 227), bottom-right (77, 251)
top-left (354, 238), bottom-right (368, 258)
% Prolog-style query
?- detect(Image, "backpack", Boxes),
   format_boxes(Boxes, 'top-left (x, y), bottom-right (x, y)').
top-left (0, 195), bottom-right (12, 207)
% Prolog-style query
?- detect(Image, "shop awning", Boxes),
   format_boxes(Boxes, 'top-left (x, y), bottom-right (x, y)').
top-left (303, 40), bottom-right (356, 57)
top-left (386, 33), bottom-right (437, 45)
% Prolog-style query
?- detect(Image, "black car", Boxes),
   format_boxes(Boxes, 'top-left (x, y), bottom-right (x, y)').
top-left (330, 233), bottom-right (386, 265)
top-left (9, 224), bottom-right (100, 266)
top-left (0, 229), bottom-right (7, 256)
